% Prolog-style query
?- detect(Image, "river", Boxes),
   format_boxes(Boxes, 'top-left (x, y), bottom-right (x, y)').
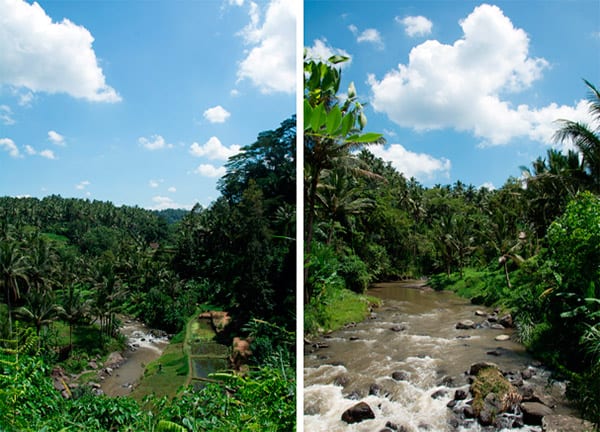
top-left (100, 317), bottom-right (169, 397)
top-left (304, 281), bottom-right (575, 431)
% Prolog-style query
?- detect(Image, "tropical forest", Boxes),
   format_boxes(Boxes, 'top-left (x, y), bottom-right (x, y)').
top-left (0, 118), bottom-right (296, 431)
top-left (304, 56), bottom-right (600, 429)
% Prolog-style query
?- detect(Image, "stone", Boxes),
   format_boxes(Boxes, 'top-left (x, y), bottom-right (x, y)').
top-left (390, 325), bottom-right (406, 332)
top-left (454, 389), bottom-right (468, 400)
top-left (369, 383), bottom-right (382, 396)
top-left (499, 314), bottom-right (513, 328)
top-left (521, 401), bottom-right (552, 425)
top-left (341, 402), bottom-right (375, 424)
top-left (475, 310), bottom-right (487, 316)
top-left (468, 362), bottom-right (498, 376)
top-left (490, 323), bottom-right (505, 330)
top-left (392, 371), bottom-right (409, 381)
top-left (105, 352), bottom-right (125, 368)
top-left (88, 360), bottom-right (98, 369)
top-left (349, 336), bottom-right (359, 341)
top-left (542, 414), bottom-right (595, 432)
top-left (456, 320), bottom-right (476, 330)
top-left (495, 334), bottom-right (511, 341)
top-left (521, 368), bottom-right (534, 380)
top-left (431, 389), bottom-right (447, 399)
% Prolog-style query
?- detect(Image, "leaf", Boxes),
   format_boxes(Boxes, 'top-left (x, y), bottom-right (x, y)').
top-left (346, 132), bottom-right (383, 143)
top-left (328, 55), bottom-right (350, 65)
top-left (340, 112), bottom-right (354, 136)
top-left (326, 105), bottom-right (342, 135)
top-left (310, 103), bottom-right (326, 133)
top-left (359, 112), bottom-right (367, 129)
top-left (303, 100), bottom-right (313, 130)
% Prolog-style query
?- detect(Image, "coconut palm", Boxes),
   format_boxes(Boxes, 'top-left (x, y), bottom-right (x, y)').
top-left (0, 242), bottom-right (29, 336)
top-left (553, 79), bottom-right (600, 192)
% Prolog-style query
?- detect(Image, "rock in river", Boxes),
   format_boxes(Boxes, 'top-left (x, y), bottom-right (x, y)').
top-left (341, 402), bottom-right (375, 424)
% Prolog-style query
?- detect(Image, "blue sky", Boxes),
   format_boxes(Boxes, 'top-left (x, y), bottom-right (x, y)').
top-left (0, 0), bottom-right (295, 209)
top-left (305, 0), bottom-right (600, 189)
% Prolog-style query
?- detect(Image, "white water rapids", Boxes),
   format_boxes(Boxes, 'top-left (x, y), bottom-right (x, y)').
top-left (304, 281), bottom-right (574, 432)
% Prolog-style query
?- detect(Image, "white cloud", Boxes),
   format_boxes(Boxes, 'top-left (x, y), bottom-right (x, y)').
top-left (305, 39), bottom-right (352, 66)
top-left (349, 25), bottom-right (384, 49)
top-left (237, 0), bottom-right (296, 94)
top-left (194, 163), bottom-right (226, 178)
top-left (189, 136), bottom-right (240, 160)
top-left (75, 180), bottom-right (90, 190)
top-left (0, 0), bottom-right (121, 102)
top-left (230, 89), bottom-right (240, 97)
top-left (370, 144), bottom-right (451, 181)
top-left (0, 105), bottom-right (15, 125)
top-left (0, 137), bottom-right (20, 157)
top-left (167, 186), bottom-right (176, 193)
top-left (368, 4), bottom-right (589, 146)
top-left (139, 135), bottom-right (173, 151)
top-left (203, 105), bottom-right (231, 123)
top-left (39, 149), bottom-right (56, 159)
top-left (48, 130), bottom-right (65, 146)
top-left (149, 179), bottom-right (160, 188)
top-left (22, 144), bottom-right (55, 159)
top-left (149, 195), bottom-right (192, 211)
top-left (17, 90), bottom-right (34, 106)
top-left (480, 182), bottom-right (496, 190)
top-left (397, 16), bottom-right (433, 37)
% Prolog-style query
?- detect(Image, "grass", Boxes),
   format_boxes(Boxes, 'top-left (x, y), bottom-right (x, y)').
top-left (130, 342), bottom-right (188, 401)
top-left (305, 287), bottom-right (380, 336)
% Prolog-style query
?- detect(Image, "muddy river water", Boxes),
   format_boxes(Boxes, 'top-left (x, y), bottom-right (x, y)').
top-left (304, 281), bottom-right (575, 431)
top-left (101, 318), bottom-right (169, 397)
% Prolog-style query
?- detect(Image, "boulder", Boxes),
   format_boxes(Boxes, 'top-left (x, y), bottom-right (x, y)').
top-left (542, 414), bottom-right (595, 432)
top-left (431, 389), bottom-right (447, 399)
top-left (369, 383), bottom-right (382, 396)
top-left (499, 314), bottom-right (513, 328)
top-left (390, 325), bottom-right (406, 332)
top-left (521, 401), bottom-right (552, 425)
top-left (341, 402), bottom-right (375, 424)
top-left (231, 337), bottom-right (252, 371)
top-left (105, 352), bottom-right (125, 368)
top-left (454, 389), bottom-right (468, 400)
top-left (392, 371), bottom-right (409, 381)
top-left (456, 320), bottom-right (476, 330)
top-left (475, 310), bottom-right (487, 316)
top-left (468, 361), bottom-right (498, 376)
top-left (495, 334), bottom-right (511, 341)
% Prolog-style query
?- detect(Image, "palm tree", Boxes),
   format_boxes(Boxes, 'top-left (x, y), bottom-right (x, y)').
top-left (315, 169), bottom-right (374, 245)
top-left (14, 287), bottom-right (64, 345)
top-left (304, 56), bottom-right (384, 302)
top-left (553, 80), bottom-right (600, 192)
top-left (0, 242), bottom-right (29, 336)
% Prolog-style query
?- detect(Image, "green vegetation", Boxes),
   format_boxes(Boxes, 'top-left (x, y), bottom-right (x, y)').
top-left (304, 52), bottom-right (600, 423)
top-left (0, 117), bottom-right (296, 430)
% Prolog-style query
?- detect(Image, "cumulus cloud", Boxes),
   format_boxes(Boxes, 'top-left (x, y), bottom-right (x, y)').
top-left (368, 4), bottom-right (589, 146)
top-left (189, 136), bottom-right (240, 160)
top-left (237, 0), bottom-right (296, 94)
top-left (75, 180), bottom-right (90, 190)
top-left (149, 195), bottom-right (192, 211)
top-left (0, 105), bottom-right (15, 125)
top-left (349, 25), bottom-right (384, 49)
top-left (139, 135), bottom-right (173, 151)
top-left (149, 179), bottom-right (160, 188)
top-left (480, 182), bottom-right (496, 190)
top-left (397, 15), bottom-right (433, 37)
top-left (370, 144), bottom-right (451, 181)
top-left (167, 186), bottom-right (176, 193)
top-left (203, 105), bottom-right (231, 123)
top-left (305, 39), bottom-right (352, 66)
top-left (23, 144), bottom-right (56, 159)
top-left (0, 0), bottom-right (121, 102)
top-left (194, 164), bottom-right (226, 178)
top-left (48, 130), bottom-right (65, 146)
top-left (0, 137), bottom-right (20, 157)
top-left (39, 149), bottom-right (56, 159)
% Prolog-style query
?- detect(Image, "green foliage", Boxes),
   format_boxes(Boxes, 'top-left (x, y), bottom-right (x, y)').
top-left (338, 253), bottom-right (371, 293)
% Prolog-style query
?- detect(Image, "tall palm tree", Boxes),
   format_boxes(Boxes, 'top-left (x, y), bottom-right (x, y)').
top-left (15, 287), bottom-right (63, 343)
top-left (553, 80), bottom-right (600, 192)
top-left (0, 242), bottom-right (29, 336)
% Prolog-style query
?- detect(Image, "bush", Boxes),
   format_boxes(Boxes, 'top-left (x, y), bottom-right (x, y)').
top-left (338, 253), bottom-right (371, 293)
